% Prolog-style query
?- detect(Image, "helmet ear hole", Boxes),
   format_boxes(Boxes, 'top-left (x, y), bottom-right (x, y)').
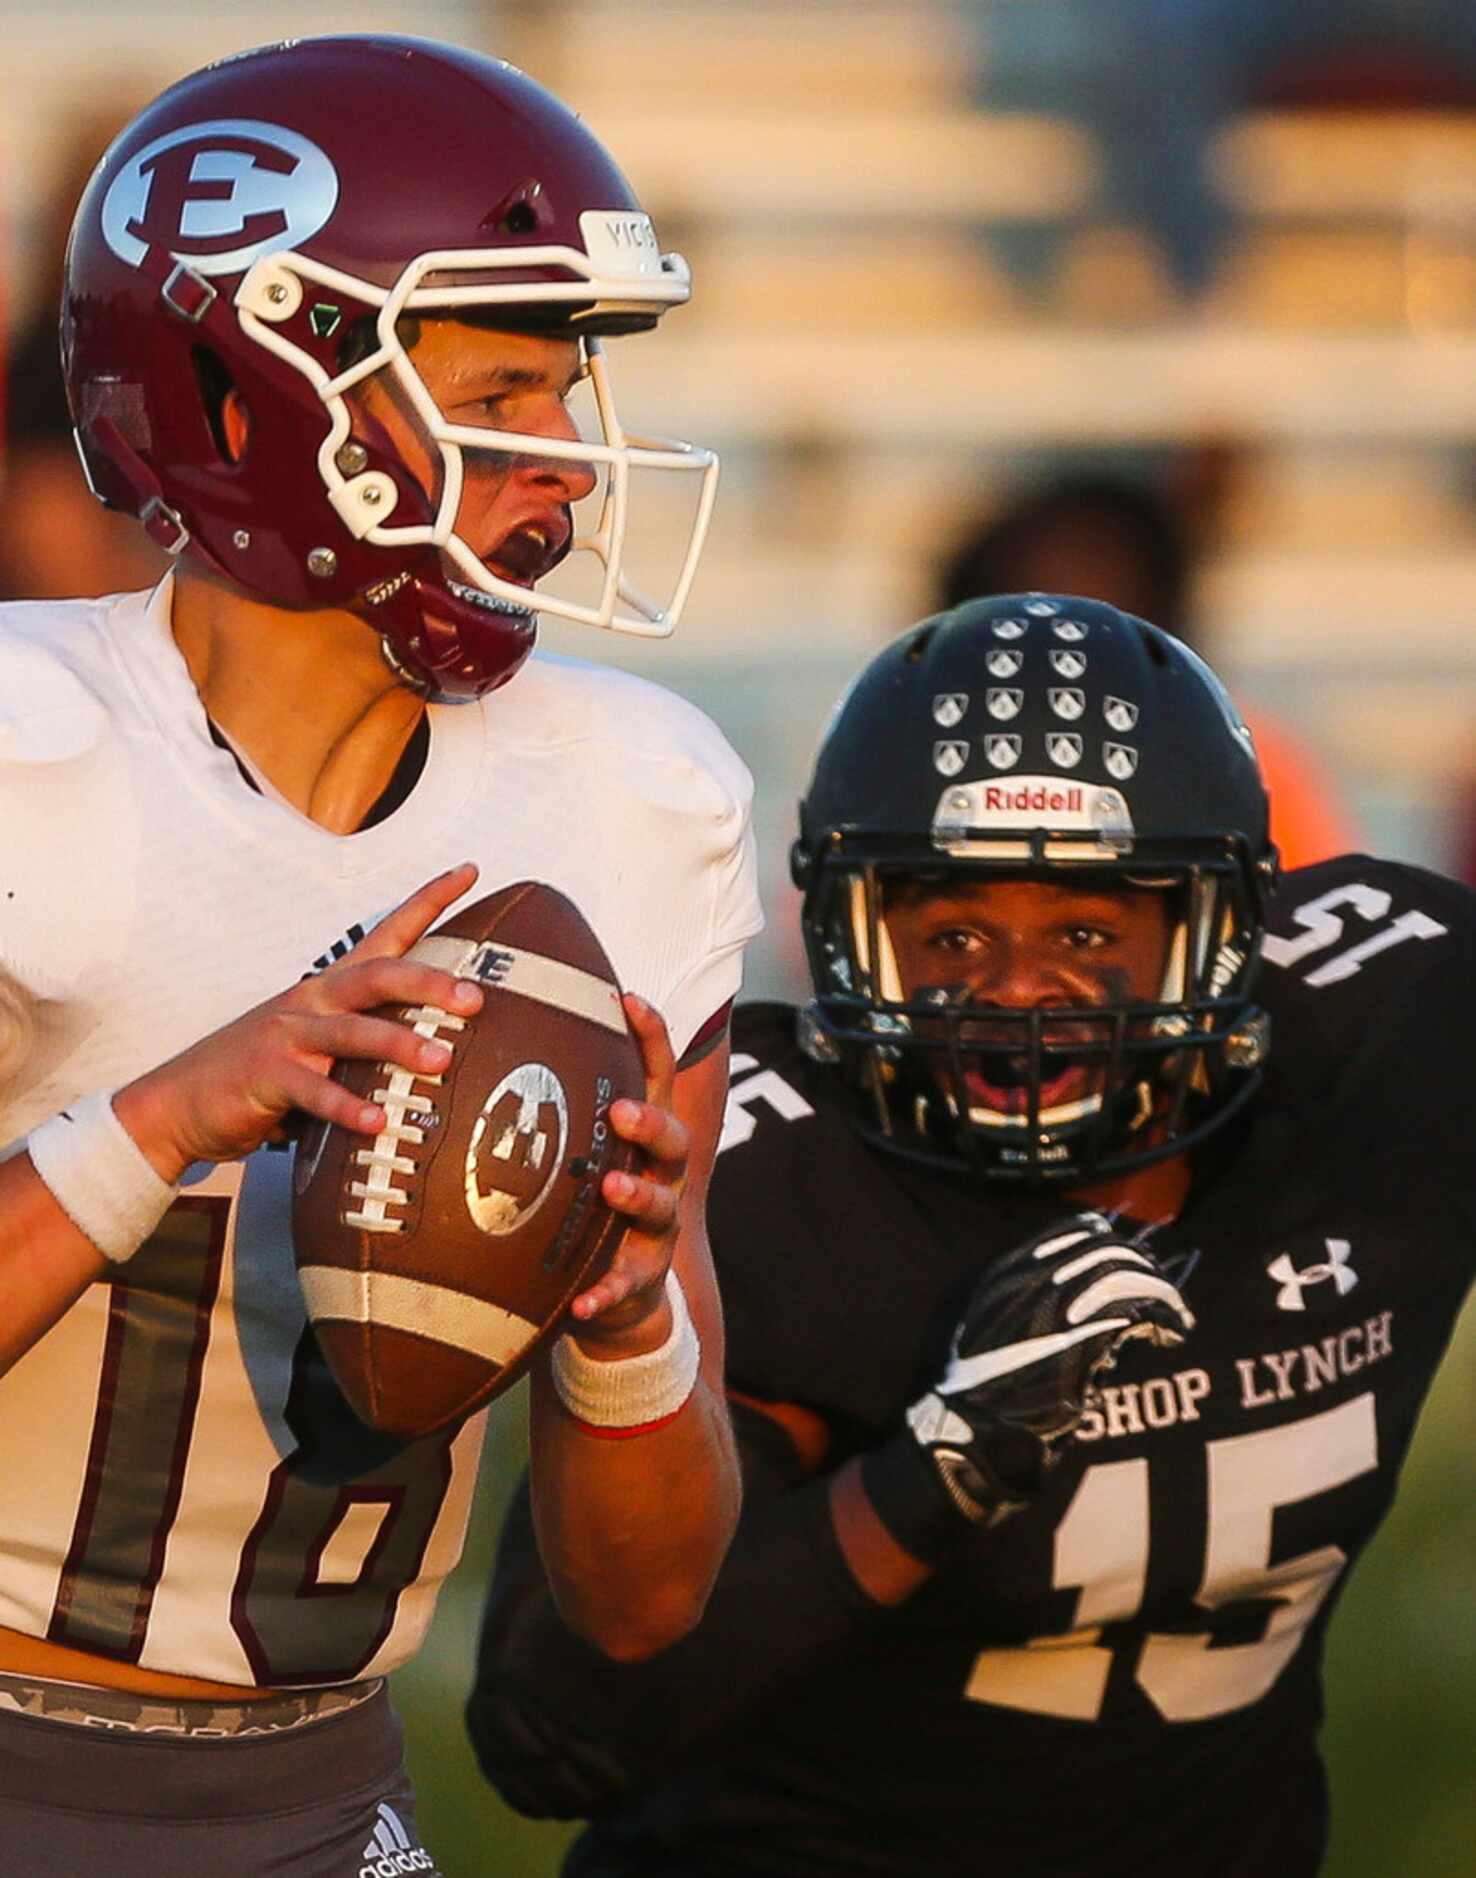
top-left (190, 347), bottom-right (239, 464)
top-left (335, 316), bottom-right (382, 375)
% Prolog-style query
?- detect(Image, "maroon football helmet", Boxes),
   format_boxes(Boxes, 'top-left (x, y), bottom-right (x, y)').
top-left (62, 35), bottom-right (718, 699)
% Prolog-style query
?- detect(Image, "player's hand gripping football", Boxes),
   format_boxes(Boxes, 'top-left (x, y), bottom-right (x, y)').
top-left (113, 864), bottom-right (487, 1181)
top-left (863, 1214), bottom-right (1194, 1558)
top-left (565, 993), bottom-right (690, 1345)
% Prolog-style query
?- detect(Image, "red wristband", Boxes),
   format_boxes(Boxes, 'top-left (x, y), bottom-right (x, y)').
top-left (569, 1405), bottom-right (686, 1441)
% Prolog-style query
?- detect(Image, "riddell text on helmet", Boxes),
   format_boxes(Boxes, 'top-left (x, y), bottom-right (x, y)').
top-left (931, 774), bottom-right (1134, 839)
top-left (984, 783), bottom-right (1084, 813)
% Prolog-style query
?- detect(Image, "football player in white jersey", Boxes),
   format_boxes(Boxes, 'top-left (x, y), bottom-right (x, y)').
top-left (0, 36), bottom-right (759, 1874)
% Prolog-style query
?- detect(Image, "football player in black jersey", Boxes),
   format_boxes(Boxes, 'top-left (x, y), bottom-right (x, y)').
top-left (467, 595), bottom-right (1475, 1878)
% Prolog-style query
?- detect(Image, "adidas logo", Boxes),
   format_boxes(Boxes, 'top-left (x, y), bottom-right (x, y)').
top-left (360, 1802), bottom-right (436, 1877)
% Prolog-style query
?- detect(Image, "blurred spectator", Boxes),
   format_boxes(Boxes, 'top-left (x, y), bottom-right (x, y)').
top-left (936, 465), bottom-right (1360, 870)
top-left (1, 112), bottom-right (164, 600)
top-left (966, 0), bottom-right (1476, 297)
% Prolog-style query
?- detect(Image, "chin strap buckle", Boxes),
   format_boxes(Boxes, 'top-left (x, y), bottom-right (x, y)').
top-left (140, 496), bottom-right (191, 555)
top-left (160, 262), bottom-right (218, 324)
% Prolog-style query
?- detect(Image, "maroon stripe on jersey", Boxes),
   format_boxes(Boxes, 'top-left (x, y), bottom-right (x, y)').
top-left (677, 997), bottom-right (733, 1071)
top-left (49, 1196), bottom-right (228, 1660)
top-left (49, 1286), bottom-right (130, 1642)
top-left (231, 1418), bottom-right (456, 1686)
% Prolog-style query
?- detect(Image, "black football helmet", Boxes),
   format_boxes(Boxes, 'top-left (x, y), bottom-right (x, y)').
top-left (791, 594), bottom-right (1278, 1183)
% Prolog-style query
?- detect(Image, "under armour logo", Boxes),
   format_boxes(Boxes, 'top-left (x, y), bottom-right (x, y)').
top-left (1268, 1239), bottom-right (1357, 1311)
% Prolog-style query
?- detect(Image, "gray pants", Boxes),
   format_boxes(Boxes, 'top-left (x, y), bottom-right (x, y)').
top-left (0, 1677), bottom-right (441, 1876)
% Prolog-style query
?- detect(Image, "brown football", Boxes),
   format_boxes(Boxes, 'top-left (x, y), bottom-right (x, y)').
top-left (291, 881), bottom-right (643, 1437)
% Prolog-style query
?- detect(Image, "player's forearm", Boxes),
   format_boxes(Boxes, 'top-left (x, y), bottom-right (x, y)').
top-left (527, 1172), bottom-right (742, 1660)
top-left (469, 1444), bottom-right (882, 1816)
top-left (526, 1358), bottom-right (739, 1660)
top-left (0, 1075), bottom-right (195, 1375)
top-left (0, 1151), bottom-right (107, 1376)
top-left (829, 1455), bottom-right (937, 1602)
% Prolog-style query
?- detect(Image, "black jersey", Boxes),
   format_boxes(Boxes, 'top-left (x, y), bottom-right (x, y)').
top-left (502, 856), bottom-right (1476, 1878)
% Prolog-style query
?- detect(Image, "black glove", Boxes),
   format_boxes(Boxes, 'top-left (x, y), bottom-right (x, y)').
top-left (862, 1212), bottom-right (1194, 1561)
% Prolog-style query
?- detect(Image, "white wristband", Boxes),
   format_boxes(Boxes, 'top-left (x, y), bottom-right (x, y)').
top-left (551, 1271), bottom-right (701, 1430)
top-left (27, 1090), bottom-right (179, 1265)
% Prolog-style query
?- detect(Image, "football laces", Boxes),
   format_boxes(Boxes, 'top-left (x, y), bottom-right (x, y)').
top-left (345, 1004), bottom-right (467, 1232)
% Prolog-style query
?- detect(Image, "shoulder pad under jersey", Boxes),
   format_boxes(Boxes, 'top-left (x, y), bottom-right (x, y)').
top-left (1258, 851), bottom-right (1476, 1124)
top-left (1261, 853), bottom-right (1473, 1007)
top-left (0, 630), bottom-right (136, 997)
top-left (0, 629), bottom-right (110, 767)
top-left (719, 1003), bottom-right (827, 1159)
top-left (712, 1003), bottom-right (954, 1429)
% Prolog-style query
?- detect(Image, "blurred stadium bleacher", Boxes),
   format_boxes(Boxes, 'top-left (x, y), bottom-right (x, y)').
top-left (2, 6), bottom-right (1472, 1875)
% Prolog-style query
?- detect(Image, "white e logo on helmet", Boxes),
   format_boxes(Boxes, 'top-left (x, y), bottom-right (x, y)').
top-left (102, 119), bottom-right (339, 275)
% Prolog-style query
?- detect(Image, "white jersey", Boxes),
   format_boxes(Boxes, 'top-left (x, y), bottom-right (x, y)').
top-left (0, 579), bottom-right (761, 1688)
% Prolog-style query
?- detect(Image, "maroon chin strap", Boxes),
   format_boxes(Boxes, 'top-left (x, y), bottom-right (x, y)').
top-left (88, 412), bottom-right (535, 702)
top-left (356, 567), bottom-right (537, 702)
top-left (82, 416), bottom-right (238, 577)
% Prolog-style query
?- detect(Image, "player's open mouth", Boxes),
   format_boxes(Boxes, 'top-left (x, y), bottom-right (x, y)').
top-left (951, 1012), bottom-right (1105, 1117)
top-left (962, 1054), bottom-right (1092, 1117)
top-left (483, 520), bottom-right (570, 588)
